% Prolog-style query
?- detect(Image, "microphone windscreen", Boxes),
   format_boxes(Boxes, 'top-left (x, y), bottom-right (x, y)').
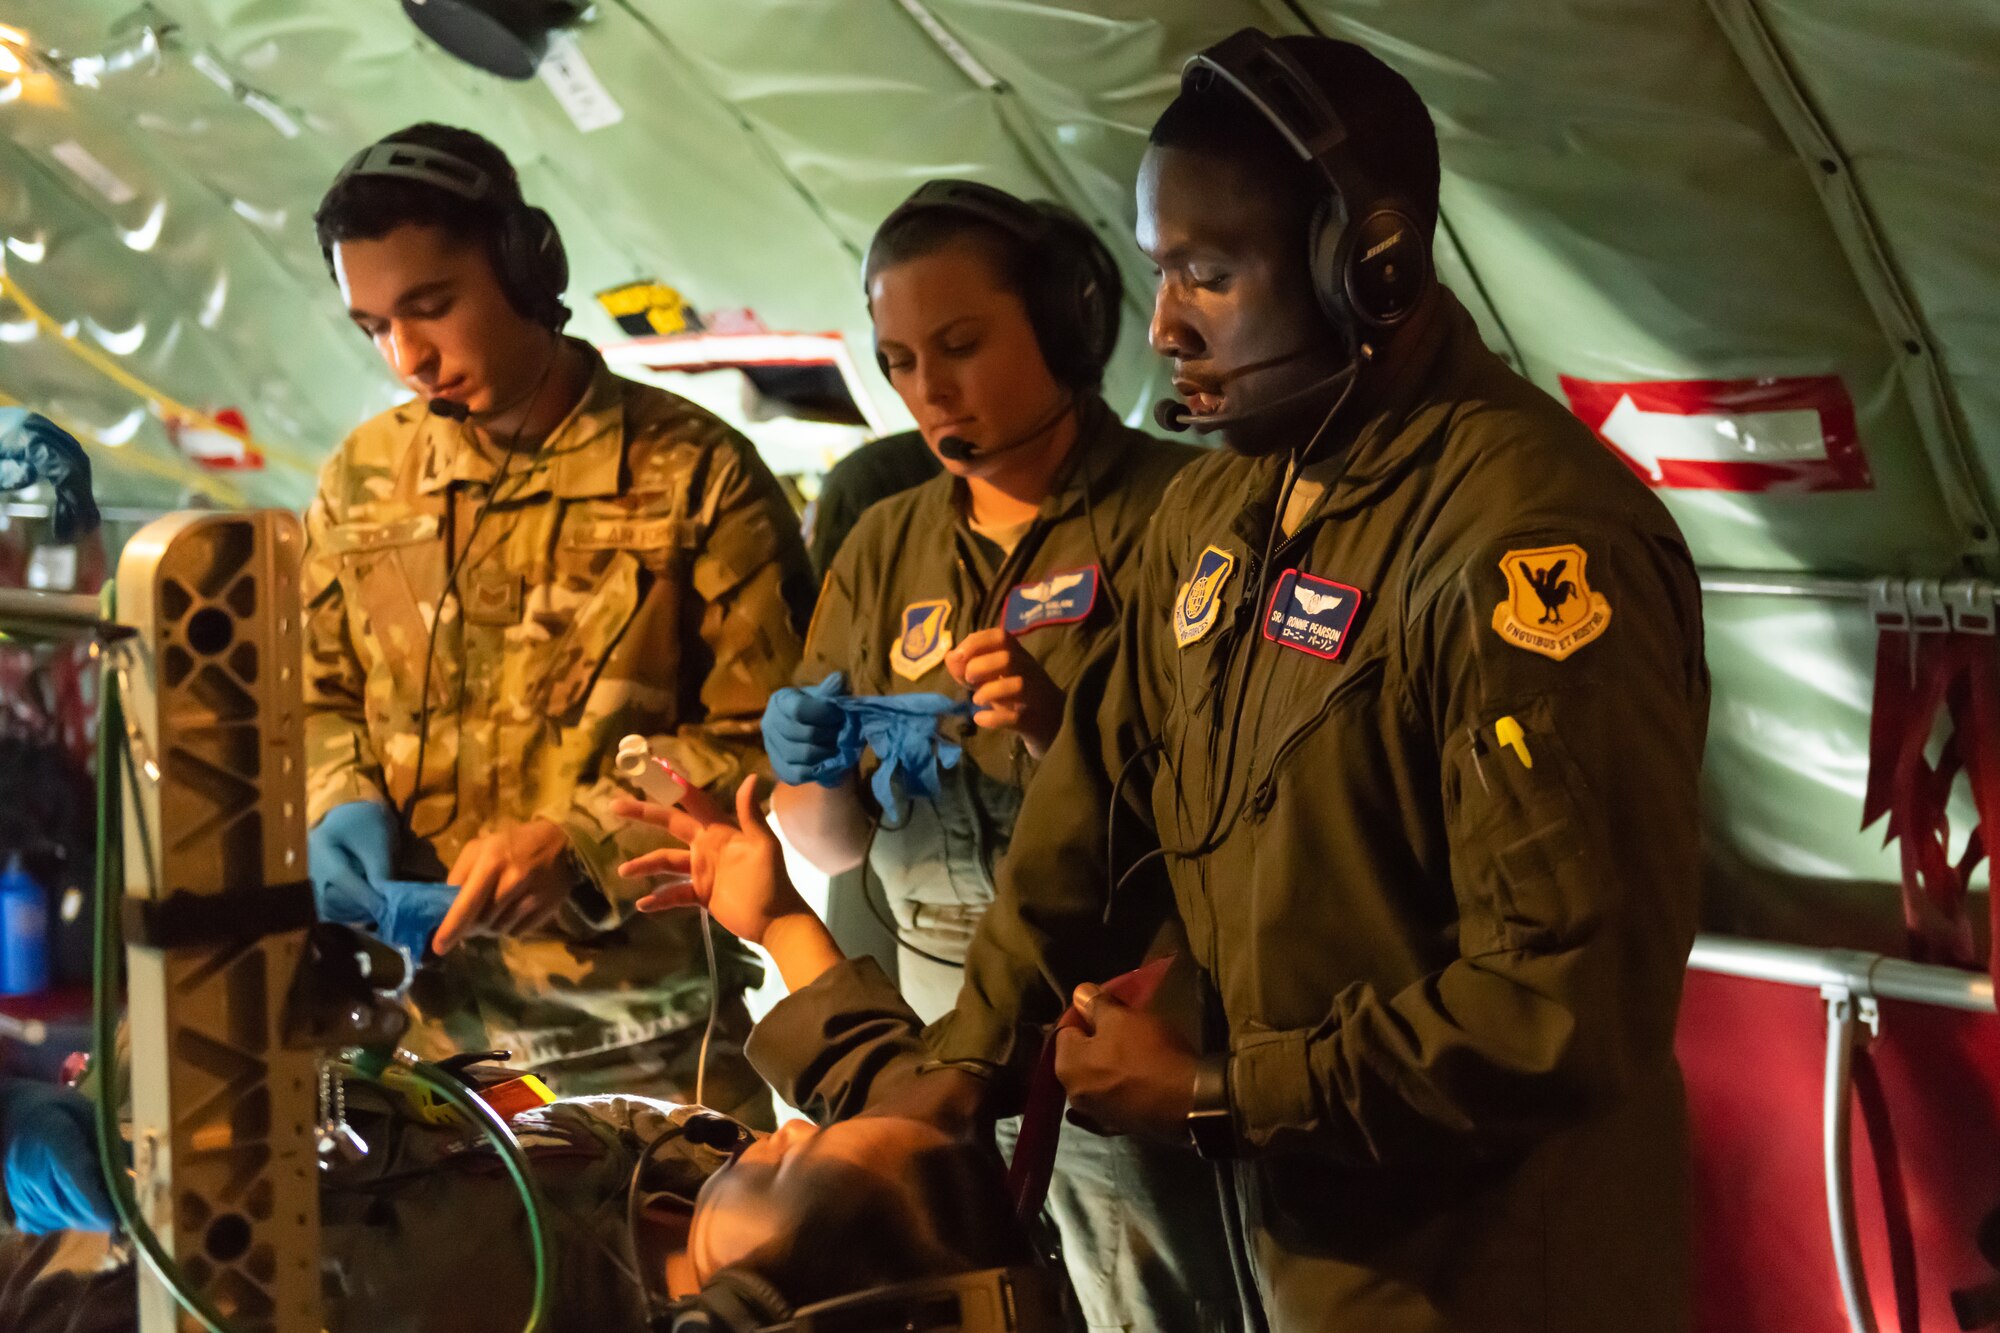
top-left (1152, 398), bottom-right (1191, 433)
top-left (937, 435), bottom-right (977, 462)
top-left (428, 397), bottom-right (470, 422)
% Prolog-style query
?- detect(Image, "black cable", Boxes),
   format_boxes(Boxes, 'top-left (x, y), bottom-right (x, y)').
top-left (1101, 737), bottom-right (1164, 925)
top-left (1163, 368), bottom-right (1360, 864)
top-left (1212, 1162), bottom-right (1271, 1333)
top-left (1076, 438), bottom-right (1122, 622)
top-left (854, 813), bottom-right (966, 970)
top-left (401, 346), bottom-right (563, 838)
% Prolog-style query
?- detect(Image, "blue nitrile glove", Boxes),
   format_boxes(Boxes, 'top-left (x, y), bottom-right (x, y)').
top-left (839, 692), bottom-right (976, 826)
top-left (309, 800), bottom-right (399, 911)
top-left (308, 801), bottom-right (457, 958)
top-left (763, 672), bottom-right (859, 786)
top-left (0, 408), bottom-right (100, 541)
top-left (0, 1077), bottom-right (117, 1234)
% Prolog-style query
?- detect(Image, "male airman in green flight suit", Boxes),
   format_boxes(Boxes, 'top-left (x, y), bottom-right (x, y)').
top-left (826, 35), bottom-right (1710, 1333)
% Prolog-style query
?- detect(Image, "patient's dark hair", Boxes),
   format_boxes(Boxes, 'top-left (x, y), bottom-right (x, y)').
top-left (733, 1141), bottom-right (1032, 1308)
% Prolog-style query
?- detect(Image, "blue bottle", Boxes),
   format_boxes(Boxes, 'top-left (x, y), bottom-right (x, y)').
top-left (0, 854), bottom-right (50, 997)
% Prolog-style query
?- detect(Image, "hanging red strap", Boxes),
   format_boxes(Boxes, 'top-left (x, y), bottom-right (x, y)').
top-left (1006, 955), bottom-right (1175, 1223)
top-left (1863, 624), bottom-right (2000, 1003)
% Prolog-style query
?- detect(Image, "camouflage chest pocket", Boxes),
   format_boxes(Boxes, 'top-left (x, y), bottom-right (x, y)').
top-left (532, 548), bottom-right (646, 720)
top-left (324, 514), bottom-right (449, 707)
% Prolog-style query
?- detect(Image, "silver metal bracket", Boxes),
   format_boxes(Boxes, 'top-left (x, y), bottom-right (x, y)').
top-left (1907, 579), bottom-right (1949, 633)
top-left (1869, 578), bottom-right (1909, 631)
top-left (1947, 582), bottom-right (1997, 634)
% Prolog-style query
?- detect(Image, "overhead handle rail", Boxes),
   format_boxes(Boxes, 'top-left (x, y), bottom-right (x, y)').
top-left (1687, 935), bottom-right (1995, 1333)
top-left (1697, 570), bottom-right (1999, 634)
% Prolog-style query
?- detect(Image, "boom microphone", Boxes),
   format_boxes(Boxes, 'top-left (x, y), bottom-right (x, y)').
top-left (428, 397), bottom-right (471, 421)
top-left (935, 396), bottom-right (1074, 464)
top-left (1154, 361), bottom-right (1357, 435)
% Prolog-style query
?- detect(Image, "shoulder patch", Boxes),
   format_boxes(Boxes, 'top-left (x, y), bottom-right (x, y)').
top-left (1491, 543), bottom-right (1612, 661)
top-left (891, 598), bottom-right (953, 680)
top-left (1004, 565), bottom-right (1100, 635)
top-left (1174, 545), bottom-right (1237, 648)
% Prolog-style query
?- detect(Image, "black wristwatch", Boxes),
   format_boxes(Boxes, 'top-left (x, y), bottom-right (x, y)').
top-left (1186, 1052), bottom-right (1237, 1160)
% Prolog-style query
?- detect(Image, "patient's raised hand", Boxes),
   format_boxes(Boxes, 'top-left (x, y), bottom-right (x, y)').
top-left (615, 775), bottom-right (844, 991)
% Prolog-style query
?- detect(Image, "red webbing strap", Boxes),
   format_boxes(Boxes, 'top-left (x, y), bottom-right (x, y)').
top-left (1863, 627), bottom-right (2000, 1002)
top-left (1005, 956), bottom-right (1175, 1223)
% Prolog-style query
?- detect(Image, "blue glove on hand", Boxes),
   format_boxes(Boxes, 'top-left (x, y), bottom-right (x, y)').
top-left (308, 801), bottom-right (456, 958)
top-left (0, 1078), bottom-right (117, 1234)
top-left (762, 672), bottom-right (858, 786)
top-left (0, 408), bottom-right (100, 541)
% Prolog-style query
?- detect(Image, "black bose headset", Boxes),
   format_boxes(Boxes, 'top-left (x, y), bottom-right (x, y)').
top-left (322, 138), bottom-right (572, 331)
top-left (862, 179), bottom-right (1123, 391)
top-left (1184, 28), bottom-right (1432, 356)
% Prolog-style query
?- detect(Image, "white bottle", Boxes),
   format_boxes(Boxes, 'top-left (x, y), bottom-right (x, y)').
top-left (614, 735), bottom-right (686, 809)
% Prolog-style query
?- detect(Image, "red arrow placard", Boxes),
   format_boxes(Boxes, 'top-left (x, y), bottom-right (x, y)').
top-left (1560, 374), bottom-right (1869, 492)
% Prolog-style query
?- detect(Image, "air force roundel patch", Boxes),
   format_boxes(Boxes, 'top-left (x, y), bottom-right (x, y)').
top-left (1262, 569), bottom-right (1363, 660)
top-left (1004, 564), bottom-right (1100, 635)
top-left (890, 598), bottom-right (953, 680)
top-left (1174, 545), bottom-right (1237, 648)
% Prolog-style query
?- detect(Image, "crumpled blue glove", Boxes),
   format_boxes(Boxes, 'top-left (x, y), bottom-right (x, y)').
top-left (763, 672), bottom-right (860, 786)
top-left (765, 672), bottom-right (975, 823)
top-left (0, 1077), bottom-right (116, 1234)
top-left (844, 690), bottom-right (975, 826)
top-left (0, 408), bottom-right (100, 541)
top-left (308, 800), bottom-right (457, 959)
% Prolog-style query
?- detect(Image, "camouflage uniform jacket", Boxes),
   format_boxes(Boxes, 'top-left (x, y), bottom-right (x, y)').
top-left (302, 345), bottom-right (813, 1065)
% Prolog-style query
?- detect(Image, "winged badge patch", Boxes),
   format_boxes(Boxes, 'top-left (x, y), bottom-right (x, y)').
top-left (1003, 565), bottom-right (1100, 635)
top-left (1262, 569), bottom-right (1364, 660)
top-left (1491, 544), bottom-right (1612, 661)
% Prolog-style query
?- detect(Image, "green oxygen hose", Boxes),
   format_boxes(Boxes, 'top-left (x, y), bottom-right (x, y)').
top-left (89, 656), bottom-right (556, 1333)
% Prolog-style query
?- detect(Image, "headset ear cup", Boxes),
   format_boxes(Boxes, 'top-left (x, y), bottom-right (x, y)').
top-left (531, 207), bottom-right (569, 326)
top-left (494, 206), bottom-right (568, 330)
top-left (1075, 239), bottom-right (1121, 386)
top-left (1306, 194), bottom-right (1353, 342)
top-left (1342, 205), bottom-right (1429, 329)
top-left (1029, 204), bottom-right (1122, 390)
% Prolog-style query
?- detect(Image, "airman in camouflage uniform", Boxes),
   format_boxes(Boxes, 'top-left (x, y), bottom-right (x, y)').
top-left (302, 342), bottom-right (813, 1111)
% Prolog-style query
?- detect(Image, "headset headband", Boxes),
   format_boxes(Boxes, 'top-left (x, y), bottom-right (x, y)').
top-left (335, 141), bottom-right (497, 202)
top-left (1179, 28), bottom-right (1430, 334)
top-left (1182, 29), bottom-right (1352, 191)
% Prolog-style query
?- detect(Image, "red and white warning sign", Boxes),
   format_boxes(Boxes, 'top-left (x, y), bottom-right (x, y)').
top-left (166, 407), bottom-right (265, 471)
top-left (1559, 374), bottom-right (1870, 492)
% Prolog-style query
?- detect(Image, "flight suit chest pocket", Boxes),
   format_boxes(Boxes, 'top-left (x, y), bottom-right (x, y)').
top-left (1441, 693), bottom-right (1601, 954)
top-left (533, 549), bottom-right (644, 719)
top-left (1245, 650), bottom-right (1388, 818)
top-left (325, 514), bottom-right (448, 707)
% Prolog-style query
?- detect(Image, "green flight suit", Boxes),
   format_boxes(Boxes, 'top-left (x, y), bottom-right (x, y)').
top-left (301, 344), bottom-right (812, 1104)
top-left (925, 290), bottom-right (1710, 1333)
top-left (799, 401), bottom-right (1240, 1332)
